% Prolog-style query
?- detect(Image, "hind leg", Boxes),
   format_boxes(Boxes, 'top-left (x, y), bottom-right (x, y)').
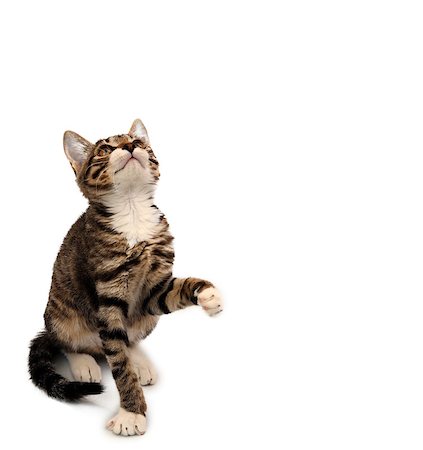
top-left (129, 346), bottom-right (158, 386)
top-left (65, 353), bottom-right (102, 383)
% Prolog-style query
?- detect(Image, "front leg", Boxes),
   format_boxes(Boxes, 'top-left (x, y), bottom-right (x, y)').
top-left (96, 292), bottom-right (147, 436)
top-left (142, 276), bottom-right (223, 316)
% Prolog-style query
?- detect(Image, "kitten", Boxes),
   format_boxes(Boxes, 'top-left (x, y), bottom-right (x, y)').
top-left (28, 119), bottom-right (223, 436)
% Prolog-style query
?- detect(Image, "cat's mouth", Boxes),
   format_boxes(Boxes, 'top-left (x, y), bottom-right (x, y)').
top-left (126, 156), bottom-right (144, 168)
top-left (115, 154), bottom-right (145, 174)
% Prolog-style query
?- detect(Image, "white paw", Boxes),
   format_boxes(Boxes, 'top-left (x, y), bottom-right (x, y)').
top-left (129, 347), bottom-right (158, 386)
top-left (107, 408), bottom-right (146, 436)
top-left (196, 287), bottom-right (223, 316)
top-left (66, 353), bottom-right (102, 383)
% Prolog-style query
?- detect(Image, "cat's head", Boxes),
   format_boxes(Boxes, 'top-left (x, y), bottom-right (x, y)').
top-left (63, 119), bottom-right (159, 201)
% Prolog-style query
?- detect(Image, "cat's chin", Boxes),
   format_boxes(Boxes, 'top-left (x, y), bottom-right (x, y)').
top-left (113, 161), bottom-right (152, 190)
top-left (114, 158), bottom-right (142, 179)
top-left (125, 158), bottom-right (142, 170)
top-left (114, 157), bottom-right (140, 174)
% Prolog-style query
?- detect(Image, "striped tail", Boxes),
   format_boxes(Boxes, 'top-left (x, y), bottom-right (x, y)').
top-left (28, 330), bottom-right (103, 401)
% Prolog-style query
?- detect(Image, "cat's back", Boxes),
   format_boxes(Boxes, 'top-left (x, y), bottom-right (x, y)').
top-left (56, 211), bottom-right (90, 265)
top-left (45, 210), bottom-right (98, 336)
top-left (50, 210), bottom-right (94, 300)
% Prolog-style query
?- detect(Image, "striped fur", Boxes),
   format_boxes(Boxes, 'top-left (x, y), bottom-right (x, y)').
top-left (28, 119), bottom-right (222, 436)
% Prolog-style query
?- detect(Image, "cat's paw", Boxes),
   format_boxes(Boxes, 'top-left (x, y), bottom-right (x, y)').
top-left (107, 408), bottom-right (146, 436)
top-left (129, 347), bottom-right (158, 386)
top-left (66, 353), bottom-right (102, 383)
top-left (196, 287), bottom-right (223, 316)
top-left (132, 359), bottom-right (158, 386)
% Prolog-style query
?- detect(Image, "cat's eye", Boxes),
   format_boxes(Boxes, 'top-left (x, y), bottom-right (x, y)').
top-left (97, 146), bottom-right (112, 157)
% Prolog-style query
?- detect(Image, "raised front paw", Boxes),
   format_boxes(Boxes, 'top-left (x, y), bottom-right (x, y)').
top-left (107, 408), bottom-right (146, 436)
top-left (196, 287), bottom-right (223, 316)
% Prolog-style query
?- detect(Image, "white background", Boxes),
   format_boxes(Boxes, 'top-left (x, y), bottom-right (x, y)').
top-left (0, 1), bottom-right (422, 448)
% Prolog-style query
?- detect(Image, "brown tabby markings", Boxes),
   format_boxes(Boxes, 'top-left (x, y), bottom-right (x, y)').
top-left (41, 121), bottom-right (218, 420)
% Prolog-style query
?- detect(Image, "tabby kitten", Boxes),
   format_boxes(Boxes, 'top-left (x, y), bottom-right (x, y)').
top-left (28, 119), bottom-right (223, 436)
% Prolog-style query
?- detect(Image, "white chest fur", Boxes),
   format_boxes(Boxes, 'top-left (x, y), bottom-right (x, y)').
top-left (102, 188), bottom-right (161, 247)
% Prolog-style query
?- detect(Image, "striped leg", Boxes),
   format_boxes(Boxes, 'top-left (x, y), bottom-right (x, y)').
top-left (97, 295), bottom-right (147, 436)
top-left (142, 276), bottom-right (223, 317)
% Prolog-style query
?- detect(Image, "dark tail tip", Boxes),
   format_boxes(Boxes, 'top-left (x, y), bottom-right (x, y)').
top-left (29, 330), bottom-right (104, 402)
top-left (63, 381), bottom-right (104, 401)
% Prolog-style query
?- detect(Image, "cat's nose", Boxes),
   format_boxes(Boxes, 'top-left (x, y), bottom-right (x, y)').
top-left (122, 143), bottom-right (135, 154)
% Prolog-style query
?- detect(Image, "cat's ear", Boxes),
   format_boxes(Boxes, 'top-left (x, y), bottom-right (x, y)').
top-left (63, 131), bottom-right (92, 174)
top-left (129, 119), bottom-right (149, 142)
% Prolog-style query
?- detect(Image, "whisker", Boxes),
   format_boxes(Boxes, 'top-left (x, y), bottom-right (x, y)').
top-left (85, 161), bottom-right (104, 172)
top-left (86, 161), bottom-right (104, 170)
top-left (84, 161), bottom-right (107, 181)
top-left (95, 166), bottom-right (110, 195)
